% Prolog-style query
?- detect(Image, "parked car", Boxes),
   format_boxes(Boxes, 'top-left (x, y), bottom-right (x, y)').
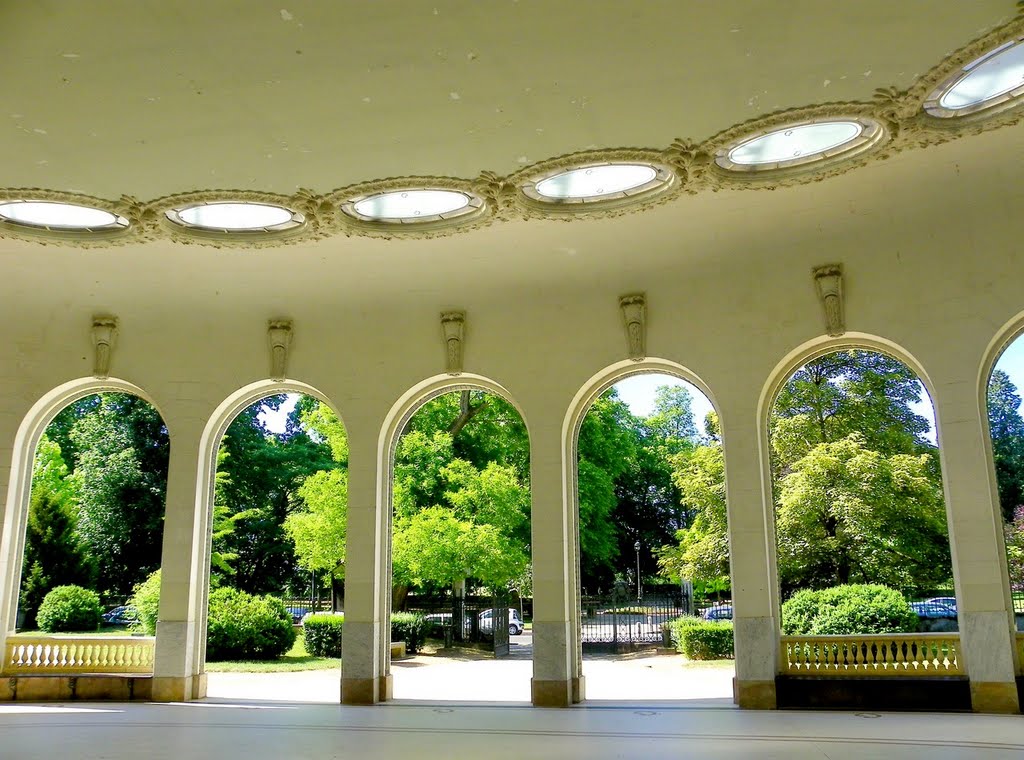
top-left (925, 596), bottom-right (958, 614)
top-left (701, 604), bottom-right (733, 621)
top-left (479, 608), bottom-right (525, 636)
top-left (285, 606), bottom-right (309, 625)
top-left (101, 605), bottom-right (139, 627)
top-left (910, 600), bottom-right (957, 619)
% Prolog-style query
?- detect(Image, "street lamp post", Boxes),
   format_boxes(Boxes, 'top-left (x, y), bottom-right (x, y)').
top-left (634, 540), bottom-right (642, 603)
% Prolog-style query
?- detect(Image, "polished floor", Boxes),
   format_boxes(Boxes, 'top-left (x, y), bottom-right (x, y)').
top-left (2, 700), bottom-right (1024, 759)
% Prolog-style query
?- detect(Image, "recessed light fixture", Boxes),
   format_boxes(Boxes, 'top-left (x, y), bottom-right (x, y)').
top-left (925, 37), bottom-right (1024, 119)
top-left (166, 201), bottom-right (303, 232)
top-left (0, 200), bottom-right (128, 231)
top-left (520, 161), bottom-right (674, 210)
top-left (342, 189), bottom-right (483, 224)
top-left (715, 118), bottom-right (884, 174)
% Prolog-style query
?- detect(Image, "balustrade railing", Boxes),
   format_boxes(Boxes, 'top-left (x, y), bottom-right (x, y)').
top-left (3, 636), bottom-right (155, 675)
top-left (780, 633), bottom-right (961, 676)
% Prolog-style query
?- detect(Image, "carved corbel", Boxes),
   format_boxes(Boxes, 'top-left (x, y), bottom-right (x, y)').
top-left (268, 320), bottom-right (293, 381)
top-left (619, 293), bottom-right (647, 362)
top-left (813, 265), bottom-right (845, 337)
top-left (91, 316), bottom-right (118, 379)
top-left (441, 311), bottom-right (466, 375)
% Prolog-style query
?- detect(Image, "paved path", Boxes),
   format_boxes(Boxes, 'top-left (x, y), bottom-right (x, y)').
top-left (207, 649), bottom-right (735, 705)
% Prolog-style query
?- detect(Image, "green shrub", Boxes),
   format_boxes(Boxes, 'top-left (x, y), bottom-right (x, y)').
top-left (131, 569), bottom-right (161, 635)
top-left (666, 617), bottom-right (734, 659)
top-left (206, 588), bottom-right (296, 661)
top-left (37, 585), bottom-right (101, 633)
top-left (304, 613), bottom-right (344, 658)
top-left (781, 584), bottom-right (918, 635)
top-left (390, 612), bottom-right (427, 654)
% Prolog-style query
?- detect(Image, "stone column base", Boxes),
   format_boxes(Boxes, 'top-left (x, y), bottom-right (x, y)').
top-left (151, 675), bottom-right (195, 702)
top-left (735, 679), bottom-right (776, 709)
top-left (191, 672), bottom-right (207, 700)
top-left (571, 675), bottom-right (585, 704)
top-left (532, 678), bottom-right (571, 707)
top-left (341, 677), bottom-right (380, 705)
top-left (970, 681), bottom-right (1020, 714)
top-left (378, 673), bottom-right (393, 702)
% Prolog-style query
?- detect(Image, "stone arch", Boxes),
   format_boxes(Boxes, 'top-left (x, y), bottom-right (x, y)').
top-left (374, 372), bottom-right (528, 691)
top-left (192, 379), bottom-right (346, 674)
top-left (561, 358), bottom-right (722, 699)
top-left (0, 376), bottom-right (166, 635)
top-left (757, 332), bottom-right (943, 623)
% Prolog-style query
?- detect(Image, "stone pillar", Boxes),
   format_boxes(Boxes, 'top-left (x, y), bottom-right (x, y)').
top-left (719, 397), bottom-right (779, 709)
top-left (152, 417), bottom-right (208, 702)
top-left (932, 377), bottom-right (1020, 713)
top-left (0, 411), bottom-right (21, 668)
top-left (341, 417), bottom-right (389, 704)
top-left (530, 417), bottom-right (577, 707)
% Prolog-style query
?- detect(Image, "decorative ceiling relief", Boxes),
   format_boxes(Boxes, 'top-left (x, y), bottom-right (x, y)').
top-left (1, 14), bottom-right (1022, 249)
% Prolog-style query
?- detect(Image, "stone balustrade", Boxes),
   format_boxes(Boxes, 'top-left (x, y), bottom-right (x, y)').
top-left (780, 633), bottom-right (962, 677)
top-left (3, 636), bottom-right (155, 675)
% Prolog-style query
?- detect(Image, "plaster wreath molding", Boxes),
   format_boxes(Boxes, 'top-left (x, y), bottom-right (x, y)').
top-left (0, 13), bottom-right (1022, 248)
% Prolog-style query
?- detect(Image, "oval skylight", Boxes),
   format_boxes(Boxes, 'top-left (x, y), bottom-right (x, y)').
top-left (0, 200), bottom-right (126, 231)
top-left (933, 39), bottom-right (1024, 113)
top-left (351, 190), bottom-right (471, 220)
top-left (728, 122), bottom-right (864, 166)
top-left (169, 201), bottom-right (299, 232)
top-left (535, 164), bottom-right (658, 200)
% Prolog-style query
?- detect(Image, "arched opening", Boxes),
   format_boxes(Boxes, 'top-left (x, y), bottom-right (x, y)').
top-left (7, 390), bottom-right (169, 681)
top-left (386, 385), bottom-right (532, 702)
top-left (769, 348), bottom-right (958, 677)
top-left (196, 391), bottom-right (349, 703)
top-left (573, 369), bottom-right (733, 703)
top-left (985, 334), bottom-right (1024, 626)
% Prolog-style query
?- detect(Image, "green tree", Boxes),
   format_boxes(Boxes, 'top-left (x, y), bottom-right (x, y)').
top-left (1005, 505), bottom-right (1024, 591)
top-left (20, 491), bottom-right (95, 628)
top-left (662, 351), bottom-right (951, 596)
top-left (68, 394), bottom-right (169, 595)
top-left (771, 351), bottom-right (932, 466)
top-left (657, 443), bottom-right (728, 583)
top-left (645, 385), bottom-right (698, 453)
top-left (775, 434), bottom-right (949, 593)
top-left (988, 369), bottom-right (1024, 523)
top-left (577, 390), bottom-right (639, 589)
top-left (215, 397), bottom-right (334, 595)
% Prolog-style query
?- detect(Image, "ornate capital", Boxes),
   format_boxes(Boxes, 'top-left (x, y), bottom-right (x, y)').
top-left (619, 293), bottom-right (647, 362)
top-left (91, 315), bottom-right (118, 379)
top-left (268, 319), bottom-right (293, 381)
top-left (441, 311), bottom-right (466, 375)
top-left (813, 264), bottom-right (845, 337)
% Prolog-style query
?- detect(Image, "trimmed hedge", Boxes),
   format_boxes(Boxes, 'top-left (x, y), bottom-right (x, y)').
top-left (390, 612), bottom-right (427, 654)
top-left (781, 584), bottom-right (918, 636)
top-left (666, 616), bottom-right (734, 660)
top-left (304, 613), bottom-right (344, 658)
top-left (37, 585), bottom-right (101, 633)
top-left (206, 588), bottom-right (296, 661)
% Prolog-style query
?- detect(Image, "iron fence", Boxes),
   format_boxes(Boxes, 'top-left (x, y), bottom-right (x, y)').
top-left (580, 594), bottom-right (685, 652)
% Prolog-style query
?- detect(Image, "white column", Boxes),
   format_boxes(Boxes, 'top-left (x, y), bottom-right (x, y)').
top-left (152, 416), bottom-right (208, 701)
top-left (529, 414), bottom-right (577, 707)
top-left (719, 395), bottom-right (779, 709)
top-left (933, 377), bottom-right (1020, 713)
top-left (341, 416), bottom-right (389, 704)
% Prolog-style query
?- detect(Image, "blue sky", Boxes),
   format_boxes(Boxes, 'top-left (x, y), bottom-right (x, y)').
top-left (260, 340), bottom-right (1024, 439)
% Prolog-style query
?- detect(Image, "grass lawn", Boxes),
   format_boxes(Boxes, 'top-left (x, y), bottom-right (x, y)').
top-left (205, 634), bottom-right (340, 673)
